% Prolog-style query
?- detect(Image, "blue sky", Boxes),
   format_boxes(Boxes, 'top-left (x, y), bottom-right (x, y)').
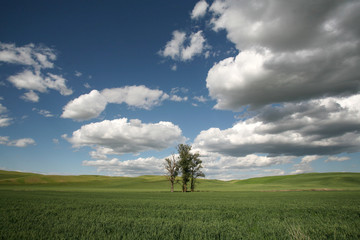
top-left (0, 0), bottom-right (359, 180)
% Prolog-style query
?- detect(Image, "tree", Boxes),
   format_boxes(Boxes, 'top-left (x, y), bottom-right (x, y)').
top-left (164, 154), bottom-right (179, 192)
top-left (177, 144), bottom-right (192, 192)
top-left (189, 152), bottom-right (205, 192)
top-left (176, 144), bottom-right (205, 192)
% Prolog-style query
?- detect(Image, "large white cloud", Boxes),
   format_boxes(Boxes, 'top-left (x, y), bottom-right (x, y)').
top-left (61, 90), bottom-right (107, 121)
top-left (64, 118), bottom-right (185, 156)
top-left (194, 94), bottom-right (360, 157)
top-left (207, 0), bottom-right (360, 110)
top-left (62, 86), bottom-right (171, 121)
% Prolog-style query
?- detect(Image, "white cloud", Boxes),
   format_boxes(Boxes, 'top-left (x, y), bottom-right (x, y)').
top-left (171, 64), bottom-right (177, 71)
top-left (21, 91), bottom-right (40, 102)
top-left (191, 0), bottom-right (209, 19)
top-left (207, 0), bottom-right (360, 110)
top-left (0, 136), bottom-right (36, 147)
top-left (0, 103), bottom-right (12, 127)
top-left (290, 155), bottom-right (321, 174)
top-left (62, 86), bottom-right (171, 121)
top-left (45, 73), bottom-right (73, 96)
top-left (75, 71), bottom-right (82, 77)
top-left (61, 90), bottom-right (107, 121)
top-left (1, 42), bottom-right (73, 102)
top-left (32, 108), bottom-right (54, 117)
top-left (170, 95), bottom-right (188, 102)
top-left (8, 70), bottom-right (47, 92)
top-left (0, 42), bottom-right (56, 70)
top-left (160, 30), bottom-right (207, 61)
top-left (194, 94), bottom-right (360, 157)
top-left (84, 83), bottom-right (91, 89)
top-left (160, 31), bottom-right (186, 60)
top-left (325, 156), bottom-right (350, 162)
top-left (65, 118), bottom-right (185, 156)
top-left (193, 95), bottom-right (208, 103)
top-left (8, 70), bottom-right (72, 101)
top-left (82, 157), bottom-right (164, 177)
top-left (181, 31), bottom-right (206, 61)
top-left (102, 85), bottom-right (169, 109)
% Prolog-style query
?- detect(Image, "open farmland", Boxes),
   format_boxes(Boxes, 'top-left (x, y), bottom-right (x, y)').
top-left (1, 171), bottom-right (360, 239)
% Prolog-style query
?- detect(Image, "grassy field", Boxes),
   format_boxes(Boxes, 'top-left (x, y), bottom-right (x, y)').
top-left (1, 171), bottom-right (360, 239)
top-left (1, 170), bottom-right (360, 192)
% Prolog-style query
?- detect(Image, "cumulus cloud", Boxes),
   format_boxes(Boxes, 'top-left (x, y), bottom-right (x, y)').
top-left (0, 103), bottom-right (12, 127)
top-left (64, 118), bottom-right (185, 156)
top-left (0, 42), bottom-right (56, 70)
top-left (7, 69), bottom-right (72, 101)
top-left (159, 30), bottom-right (207, 61)
top-left (0, 136), bottom-right (36, 147)
top-left (61, 90), bottom-right (107, 121)
top-left (83, 157), bottom-right (164, 177)
top-left (170, 95), bottom-right (188, 102)
top-left (1, 42), bottom-right (73, 101)
top-left (62, 86), bottom-right (171, 121)
top-left (102, 86), bottom-right (169, 109)
top-left (194, 94), bottom-right (360, 157)
top-left (21, 90), bottom-right (40, 102)
top-left (192, 148), bottom-right (291, 179)
top-left (191, 0), bottom-right (209, 19)
top-left (207, 0), bottom-right (360, 110)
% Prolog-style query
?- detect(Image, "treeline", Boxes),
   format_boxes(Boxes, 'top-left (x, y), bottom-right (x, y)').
top-left (164, 144), bottom-right (205, 192)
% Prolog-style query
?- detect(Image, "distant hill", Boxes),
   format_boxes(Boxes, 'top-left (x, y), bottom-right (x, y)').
top-left (0, 170), bottom-right (359, 192)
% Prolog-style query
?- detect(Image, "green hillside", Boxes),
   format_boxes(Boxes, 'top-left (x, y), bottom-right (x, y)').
top-left (0, 170), bottom-right (359, 192)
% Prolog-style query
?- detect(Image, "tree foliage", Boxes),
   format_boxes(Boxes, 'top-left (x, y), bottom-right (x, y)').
top-left (176, 144), bottom-right (205, 192)
top-left (164, 154), bottom-right (179, 192)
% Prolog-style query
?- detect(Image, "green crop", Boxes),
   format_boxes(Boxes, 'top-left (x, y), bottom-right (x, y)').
top-left (1, 190), bottom-right (360, 239)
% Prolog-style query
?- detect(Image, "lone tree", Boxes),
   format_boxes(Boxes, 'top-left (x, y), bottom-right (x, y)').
top-left (164, 154), bottom-right (179, 192)
top-left (176, 144), bottom-right (205, 192)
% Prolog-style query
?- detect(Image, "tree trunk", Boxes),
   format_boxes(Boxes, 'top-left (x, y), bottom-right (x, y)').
top-left (171, 182), bottom-right (174, 192)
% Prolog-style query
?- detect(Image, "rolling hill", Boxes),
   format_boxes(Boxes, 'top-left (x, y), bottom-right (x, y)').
top-left (0, 170), bottom-right (359, 192)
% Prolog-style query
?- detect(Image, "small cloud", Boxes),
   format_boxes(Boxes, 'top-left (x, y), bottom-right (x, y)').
top-left (84, 83), bottom-right (91, 89)
top-left (325, 156), bottom-right (350, 162)
top-left (194, 95), bottom-right (208, 103)
top-left (159, 30), bottom-right (207, 62)
top-left (52, 138), bottom-right (59, 144)
top-left (170, 95), bottom-right (188, 102)
top-left (21, 90), bottom-right (39, 102)
top-left (0, 136), bottom-right (36, 147)
top-left (75, 71), bottom-right (82, 77)
top-left (171, 64), bottom-right (177, 71)
top-left (191, 0), bottom-right (209, 19)
top-left (171, 87), bottom-right (188, 94)
top-left (32, 108), bottom-right (54, 117)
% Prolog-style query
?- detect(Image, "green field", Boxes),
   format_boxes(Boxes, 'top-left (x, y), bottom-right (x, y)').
top-left (1, 171), bottom-right (360, 239)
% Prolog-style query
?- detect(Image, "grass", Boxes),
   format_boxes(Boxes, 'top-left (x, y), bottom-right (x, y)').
top-left (1, 170), bottom-right (360, 192)
top-left (1, 190), bottom-right (359, 239)
top-left (1, 170), bottom-right (360, 239)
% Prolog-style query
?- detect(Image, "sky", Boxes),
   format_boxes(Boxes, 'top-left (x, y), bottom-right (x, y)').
top-left (0, 0), bottom-right (359, 180)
